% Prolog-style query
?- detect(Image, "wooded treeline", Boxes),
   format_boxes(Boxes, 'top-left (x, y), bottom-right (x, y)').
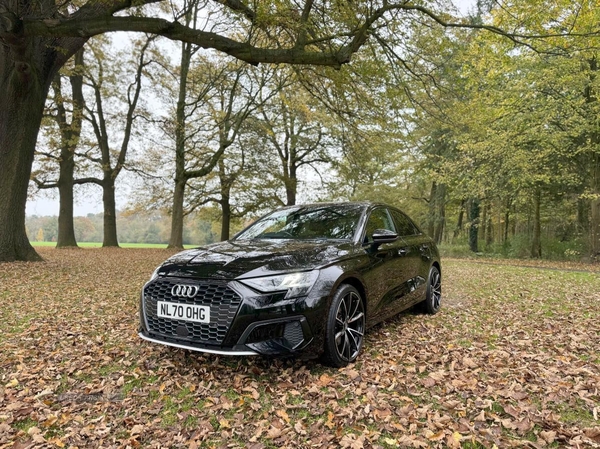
top-left (26, 211), bottom-right (223, 246)
top-left (11, 0), bottom-right (600, 261)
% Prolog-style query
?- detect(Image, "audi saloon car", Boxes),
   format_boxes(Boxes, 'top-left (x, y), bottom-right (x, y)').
top-left (139, 202), bottom-right (441, 367)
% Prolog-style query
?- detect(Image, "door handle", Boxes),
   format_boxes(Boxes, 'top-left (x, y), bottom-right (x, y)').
top-left (398, 248), bottom-right (407, 256)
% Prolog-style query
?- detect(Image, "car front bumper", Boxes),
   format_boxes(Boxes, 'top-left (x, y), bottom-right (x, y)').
top-left (139, 276), bottom-right (326, 357)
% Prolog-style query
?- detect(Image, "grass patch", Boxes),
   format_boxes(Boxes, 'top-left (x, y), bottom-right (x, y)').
top-left (13, 418), bottom-right (39, 433)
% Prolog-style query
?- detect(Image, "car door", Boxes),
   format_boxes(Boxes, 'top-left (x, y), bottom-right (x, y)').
top-left (389, 209), bottom-right (433, 308)
top-left (360, 207), bottom-right (413, 323)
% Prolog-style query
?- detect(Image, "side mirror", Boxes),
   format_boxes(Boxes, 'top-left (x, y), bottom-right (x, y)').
top-left (371, 229), bottom-right (398, 246)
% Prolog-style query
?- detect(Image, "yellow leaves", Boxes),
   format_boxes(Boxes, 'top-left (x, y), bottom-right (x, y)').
top-left (275, 409), bottom-right (290, 423)
top-left (325, 411), bottom-right (335, 429)
top-left (317, 373), bottom-right (333, 386)
top-left (447, 432), bottom-right (463, 449)
top-left (48, 437), bottom-right (66, 448)
top-left (425, 429), bottom-right (445, 441)
top-left (383, 437), bottom-right (398, 446)
top-left (218, 419), bottom-right (230, 429)
top-left (5, 378), bottom-right (18, 388)
top-left (43, 415), bottom-right (58, 427)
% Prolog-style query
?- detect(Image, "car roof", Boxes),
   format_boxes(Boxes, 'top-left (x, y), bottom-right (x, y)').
top-left (278, 201), bottom-right (390, 210)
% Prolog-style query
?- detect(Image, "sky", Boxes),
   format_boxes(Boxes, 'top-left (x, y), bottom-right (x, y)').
top-left (26, 0), bottom-right (476, 217)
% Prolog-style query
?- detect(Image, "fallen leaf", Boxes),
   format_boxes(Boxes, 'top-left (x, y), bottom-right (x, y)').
top-left (276, 409), bottom-right (290, 423)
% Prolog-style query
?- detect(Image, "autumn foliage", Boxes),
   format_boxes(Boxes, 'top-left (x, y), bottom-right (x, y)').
top-left (1, 249), bottom-right (599, 447)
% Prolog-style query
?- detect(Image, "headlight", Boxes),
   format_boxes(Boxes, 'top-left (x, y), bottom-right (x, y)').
top-left (240, 270), bottom-right (319, 298)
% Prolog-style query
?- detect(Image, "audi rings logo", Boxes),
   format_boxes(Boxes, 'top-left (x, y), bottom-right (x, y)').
top-left (171, 284), bottom-right (199, 298)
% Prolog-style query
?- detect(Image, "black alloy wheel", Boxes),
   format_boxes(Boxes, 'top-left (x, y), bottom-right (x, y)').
top-left (323, 284), bottom-right (365, 367)
top-left (424, 266), bottom-right (442, 314)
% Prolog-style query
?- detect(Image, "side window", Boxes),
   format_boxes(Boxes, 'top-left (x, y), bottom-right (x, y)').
top-left (390, 210), bottom-right (420, 237)
top-left (364, 208), bottom-right (395, 243)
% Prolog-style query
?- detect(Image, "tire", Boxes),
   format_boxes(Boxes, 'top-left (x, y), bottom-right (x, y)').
top-left (419, 265), bottom-right (442, 315)
top-left (322, 284), bottom-right (366, 368)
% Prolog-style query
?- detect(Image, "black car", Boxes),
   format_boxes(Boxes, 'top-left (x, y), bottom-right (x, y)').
top-left (139, 202), bottom-right (441, 367)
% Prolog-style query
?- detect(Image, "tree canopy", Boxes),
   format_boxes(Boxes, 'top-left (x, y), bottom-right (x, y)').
top-left (2, 0), bottom-right (600, 261)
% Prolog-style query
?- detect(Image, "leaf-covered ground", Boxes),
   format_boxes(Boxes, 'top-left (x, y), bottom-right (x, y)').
top-left (1, 249), bottom-right (599, 448)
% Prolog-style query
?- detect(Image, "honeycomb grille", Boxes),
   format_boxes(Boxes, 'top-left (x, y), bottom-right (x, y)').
top-left (284, 321), bottom-right (304, 348)
top-left (144, 278), bottom-right (242, 345)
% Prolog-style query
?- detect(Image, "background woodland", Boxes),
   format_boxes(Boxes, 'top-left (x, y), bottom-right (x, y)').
top-left (26, 0), bottom-right (600, 261)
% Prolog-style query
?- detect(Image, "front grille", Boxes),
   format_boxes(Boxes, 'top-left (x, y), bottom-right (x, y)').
top-left (144, 278), bottom-right (242, 345)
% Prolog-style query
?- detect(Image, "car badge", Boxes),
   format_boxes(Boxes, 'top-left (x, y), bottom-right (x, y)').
top-left (171, 284), bottom-right (199, 298)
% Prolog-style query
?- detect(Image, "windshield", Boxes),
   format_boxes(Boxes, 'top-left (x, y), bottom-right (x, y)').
top-left (235, 204), bottom-right (365, 241)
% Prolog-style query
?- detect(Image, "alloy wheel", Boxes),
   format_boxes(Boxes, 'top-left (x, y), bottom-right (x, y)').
top-left (430, 268), bottom-right (441, 311)
top-left (333, 291), bottom-right (365, 362)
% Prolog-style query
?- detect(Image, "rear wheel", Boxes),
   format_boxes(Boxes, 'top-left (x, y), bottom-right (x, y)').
top-left (322, 285), bottom-right (365, 367)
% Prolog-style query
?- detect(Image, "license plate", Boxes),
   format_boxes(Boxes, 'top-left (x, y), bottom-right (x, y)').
top-left (157, 301), bottom-right (210, 323)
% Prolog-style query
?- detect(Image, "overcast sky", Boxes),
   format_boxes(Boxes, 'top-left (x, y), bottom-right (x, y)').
top-left (27, 0), bottom-right (476, 217)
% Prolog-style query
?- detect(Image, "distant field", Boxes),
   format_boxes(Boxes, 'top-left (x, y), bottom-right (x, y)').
top-left (30, 241), bottom-right (197, 249)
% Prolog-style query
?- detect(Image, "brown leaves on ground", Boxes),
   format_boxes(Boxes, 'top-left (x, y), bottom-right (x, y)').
top-left (1, 248), bottom-right (599, 448)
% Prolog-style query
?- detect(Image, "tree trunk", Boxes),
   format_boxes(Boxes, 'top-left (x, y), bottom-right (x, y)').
top-left (167, 39), bottom-right (192, 249)
top-left (0, 8), bottom-right (85, 261)
top-left (496, 200), bottom-right (502, 243)
top-left (56, 50), bottom-right (84, 248)
top-left (427, 181), bottom-right (437, 238)
top-left (481, 202), bottom-right (487, 245)
top-left (0, 122), bottom-right (44, 261)
top-left (286, 165), bottom-right (297, 206)
top-left (591, 151), bottom-right (600, 259)
top-left (0, 52), bottom-right (49, 261)
top-left (583, 57), bottom-right (598, 259)
top-left (577, 197), bottom-right (589, 234)
top-left (531, 188), bottom-right (542, 258)
top-left (102, 178), bottom-right (119, 247)
top-left (219, 159), bottom-right (233, 241)
top-left (168, 178), bottom-right (186, 248)
top-left (468, 199), bottom-right (480, 253)
top-left (221, 198), bottom-right (231, 241)
top-left (56, 155), bottom-right (78, 247)
top-left (433, 183), bottom-right (446, 244)
top-left (504, 207), bottom-right (510, 243)
top-left (453, 199), bottom-right (465, 240)
top-left (485, 201), bottom-right (493, 247)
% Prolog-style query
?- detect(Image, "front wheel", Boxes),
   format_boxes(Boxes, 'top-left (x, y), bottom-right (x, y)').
top-left (420, 265), bottom-right (442, 314)
top-left (322, 285), bottom-right (365, 368)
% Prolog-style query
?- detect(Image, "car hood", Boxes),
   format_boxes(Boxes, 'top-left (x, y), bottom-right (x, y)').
top-left (158, 239), bottom-right (357, 279)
